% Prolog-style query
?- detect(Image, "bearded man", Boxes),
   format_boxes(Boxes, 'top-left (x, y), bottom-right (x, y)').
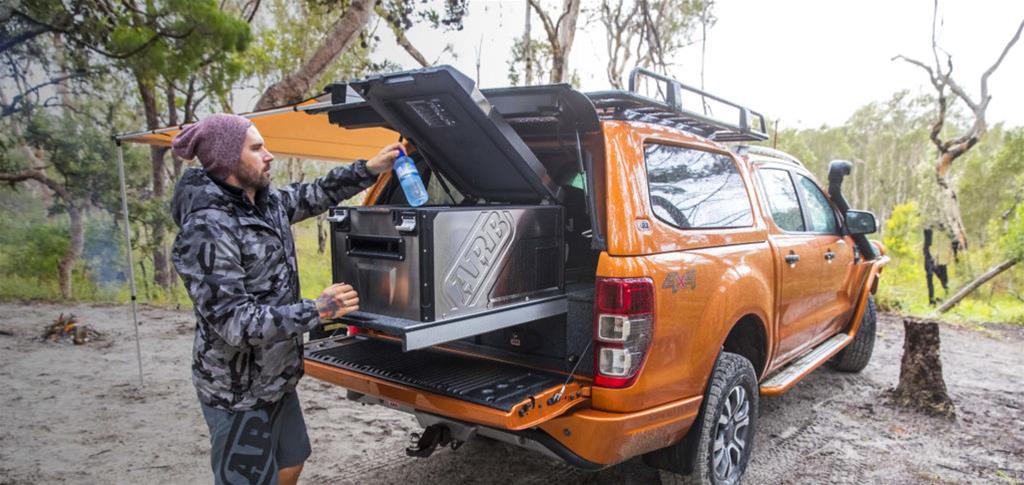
top-left (170, 113), bottom-right (400, 484)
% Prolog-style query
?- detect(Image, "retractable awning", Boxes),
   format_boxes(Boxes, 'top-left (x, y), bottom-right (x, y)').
top-left (115, 99), bottom-right (399, 162)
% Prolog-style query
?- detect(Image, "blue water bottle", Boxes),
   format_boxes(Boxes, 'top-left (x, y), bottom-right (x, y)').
top-left (394, 149), bottom-right (428, 207)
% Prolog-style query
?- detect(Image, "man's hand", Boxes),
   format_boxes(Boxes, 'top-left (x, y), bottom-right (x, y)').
top-left (365, 142), bottom-right (404, 175)
top-left (314, 283), bottom-right (360, 321)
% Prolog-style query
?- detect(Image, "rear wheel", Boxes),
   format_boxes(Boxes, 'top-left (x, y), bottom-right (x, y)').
top-left (659, 352), bottom-right (758, 485)
top-left (828, 296), bottom-right (877, 373)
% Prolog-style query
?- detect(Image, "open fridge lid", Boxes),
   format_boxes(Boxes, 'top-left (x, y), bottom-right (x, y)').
top-left (348, 66), bottom-right (563, 203)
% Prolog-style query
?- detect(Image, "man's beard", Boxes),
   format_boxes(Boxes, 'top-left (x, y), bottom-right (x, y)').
top-left (236, 164), bottom-right (271, 191)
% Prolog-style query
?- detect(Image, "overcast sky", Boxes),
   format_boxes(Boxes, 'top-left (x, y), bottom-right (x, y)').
top-left (361, 0), bottom-right (1024, 129)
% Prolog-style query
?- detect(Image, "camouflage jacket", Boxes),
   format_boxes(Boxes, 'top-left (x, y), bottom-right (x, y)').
top-left (171, 162), bottom-right (377, 411)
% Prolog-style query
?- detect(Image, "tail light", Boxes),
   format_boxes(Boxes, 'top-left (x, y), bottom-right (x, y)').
top-left (593, 277), bottom-right (655, 388)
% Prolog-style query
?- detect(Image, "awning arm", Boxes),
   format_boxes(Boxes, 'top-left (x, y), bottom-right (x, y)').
top-left (116, 140), bottom-right (145, 387)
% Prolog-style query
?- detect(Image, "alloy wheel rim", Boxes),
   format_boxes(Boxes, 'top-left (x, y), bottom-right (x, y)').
top-left (712, 384), bottom-right (750, 481)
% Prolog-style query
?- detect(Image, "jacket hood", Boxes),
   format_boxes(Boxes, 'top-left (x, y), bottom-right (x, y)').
top-left (171, 168), bottom-right (245, 228)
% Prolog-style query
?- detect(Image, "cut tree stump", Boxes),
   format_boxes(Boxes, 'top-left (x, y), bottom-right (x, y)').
top-left (892, 317), bottom-right (956, 418)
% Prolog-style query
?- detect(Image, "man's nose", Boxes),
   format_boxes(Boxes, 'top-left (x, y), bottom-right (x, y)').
top-left (263, 149), bottom-right (274, 162)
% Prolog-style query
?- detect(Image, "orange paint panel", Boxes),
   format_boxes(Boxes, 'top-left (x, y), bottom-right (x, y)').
top-left (537, 396), bottom-right (702, 464)
top-left (591, 244), bottom-right (775, 413)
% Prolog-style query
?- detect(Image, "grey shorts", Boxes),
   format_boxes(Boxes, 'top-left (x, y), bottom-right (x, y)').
top-left (200, 392), bottom-right (312, 485)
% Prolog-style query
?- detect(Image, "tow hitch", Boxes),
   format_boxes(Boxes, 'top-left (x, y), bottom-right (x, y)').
top-left (406, 424), bottom-right (464, 457)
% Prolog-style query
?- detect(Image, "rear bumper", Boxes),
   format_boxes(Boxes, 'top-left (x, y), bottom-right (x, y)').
top-left (304, 357), bottom-right (702, 466)
top-left (535, 394), bottom-right (702, 464)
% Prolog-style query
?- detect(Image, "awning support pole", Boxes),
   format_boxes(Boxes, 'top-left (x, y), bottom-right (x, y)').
top-left (116, 141), bottom-right (144, 387)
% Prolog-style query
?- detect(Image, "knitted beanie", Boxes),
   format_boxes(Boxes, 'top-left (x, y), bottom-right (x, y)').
top-left (171, 114), bottom-right (253, 178)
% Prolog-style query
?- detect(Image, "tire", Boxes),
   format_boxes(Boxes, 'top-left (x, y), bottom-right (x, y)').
top-left (828, 296), bottom-right (877, 373)
top-left (659, 352), bottom-right (759, 485)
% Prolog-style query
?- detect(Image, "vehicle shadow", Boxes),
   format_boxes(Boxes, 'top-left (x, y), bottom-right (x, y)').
top-left (338, 372), bottom-right (861, 485)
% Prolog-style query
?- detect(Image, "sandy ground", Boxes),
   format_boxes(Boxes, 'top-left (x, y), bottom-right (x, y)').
top-left (1, 303), bottom-right (1022, 485)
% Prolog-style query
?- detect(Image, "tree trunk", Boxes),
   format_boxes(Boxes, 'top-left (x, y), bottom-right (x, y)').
top-left (255, 0), bottom-right (377, 110)
top-left (892, 317), bottom-right (955, 418)
top-left (935, 154), bottom-right (969, 251)
top-left (937, 258), bottom-right (1019, 313)
top-left (923, 228), bottom-right (937, 305)
top-left (550, 0), bottom-right (580, 83)
top-left (524, 1), bottom-right (533, 86)
top-left (57, 204), bottom-right (84, 299)
top-left (166, 81), bottom-right (184, 180)
top-left (136, 74), bottom-right (174, 289)
top-left (0, 166), bottom-right (84, 298)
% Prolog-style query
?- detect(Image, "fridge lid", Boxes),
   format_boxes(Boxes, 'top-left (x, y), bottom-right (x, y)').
top-left (348, 66), bottom-right (564, 203)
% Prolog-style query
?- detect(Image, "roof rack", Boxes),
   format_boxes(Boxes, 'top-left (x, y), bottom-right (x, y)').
top-left (587, 68), bottom-right (769, 143)
top-left (732, 145), bottom-right (805, 168)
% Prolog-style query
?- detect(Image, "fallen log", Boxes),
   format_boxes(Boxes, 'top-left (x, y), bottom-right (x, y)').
top-left (937, 258), bottom-right (1019, 313)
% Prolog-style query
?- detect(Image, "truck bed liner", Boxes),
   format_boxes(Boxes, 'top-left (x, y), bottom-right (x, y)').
top-left (305, 338), bottom-right (568, 411)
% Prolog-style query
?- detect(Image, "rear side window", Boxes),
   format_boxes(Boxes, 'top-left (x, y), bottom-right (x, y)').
top-left (644, 144), bottom-right (753, 229)
top-left (758, 168), bottom-right (805, 232)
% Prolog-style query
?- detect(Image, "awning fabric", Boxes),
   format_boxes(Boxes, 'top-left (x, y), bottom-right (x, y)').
top-left (114, 100), bottom-right (398, 162)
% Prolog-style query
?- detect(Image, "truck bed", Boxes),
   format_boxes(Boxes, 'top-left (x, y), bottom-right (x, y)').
top-left (305, 337), bottom-right (569, 411)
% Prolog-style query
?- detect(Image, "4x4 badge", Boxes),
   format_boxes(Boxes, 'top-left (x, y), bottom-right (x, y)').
top-left (663, 270), bottom-right (697, 293)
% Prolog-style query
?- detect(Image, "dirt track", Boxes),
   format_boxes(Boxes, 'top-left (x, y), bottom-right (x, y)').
top-left (1, 303), bottom-right (1022, 484)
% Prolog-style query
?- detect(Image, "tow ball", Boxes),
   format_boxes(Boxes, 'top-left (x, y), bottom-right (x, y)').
top-left (406, 424), bottom-right (464, 457)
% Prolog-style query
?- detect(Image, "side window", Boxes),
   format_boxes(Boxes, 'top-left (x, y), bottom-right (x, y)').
top-left (795, 175), bottom-right (838, 234)
top-left (644, 144), bottom-right (753, 229)
top-left (757, 168), bottom-right (805, 232)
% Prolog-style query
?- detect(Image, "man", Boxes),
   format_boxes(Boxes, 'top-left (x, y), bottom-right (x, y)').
top-left (170, 113), bottom-right (400, 484)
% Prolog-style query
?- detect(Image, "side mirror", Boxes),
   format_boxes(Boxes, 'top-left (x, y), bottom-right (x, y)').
top-left (846, 210), bottom-right (877, 235)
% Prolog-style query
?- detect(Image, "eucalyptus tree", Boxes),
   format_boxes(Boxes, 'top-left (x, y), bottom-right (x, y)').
top-left (893, 0), bottom-right (1024, 252)
top-left (8, 0), bottom-right (253, 289)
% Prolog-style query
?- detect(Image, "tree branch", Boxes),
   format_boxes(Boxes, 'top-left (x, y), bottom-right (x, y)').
top-left (254, 0), bottom-right (377, 110)
top-left (0, 71), bottom-right (91, 118)
top-left (980, 17), bottom-right (1024, 105)
top-left (527, 0), bottom-right (558, 43)
top-left (0, 166), bottom-right (70, 203)
top-left (379, 4), bottom-right (429, 67)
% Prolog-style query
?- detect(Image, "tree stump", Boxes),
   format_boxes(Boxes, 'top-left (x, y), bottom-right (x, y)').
top-left (892, 317), bottom-right (956, 418)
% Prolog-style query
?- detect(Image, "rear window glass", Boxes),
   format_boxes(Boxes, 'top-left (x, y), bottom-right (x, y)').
top-left (644, 144), bottom-right (753, 229)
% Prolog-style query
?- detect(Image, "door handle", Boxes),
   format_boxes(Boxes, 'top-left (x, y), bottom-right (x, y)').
top-left (824, 250), bottom-right (836, 262)
top-left (784, 253), bottom-right (800, 265)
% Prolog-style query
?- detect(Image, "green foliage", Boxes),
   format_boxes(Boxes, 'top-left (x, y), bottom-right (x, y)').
top-left (882, 202), bottom-right (922, 262)
top-left (876, 202), bottom-right (927, 314)
top-left (875, 200), bottom-right (1024, 323)
top-left (507, 36), bottom-right (553, 86)
top-left (295, 219), bottom-right (333, 300)
top-left (961, 127), bottom-right (1024, 247)
top-left (379, 0), bottom-right (469, 31)
top-left (0, 210), bottom-right (128, 302)
top-left (1002, 203), bottom-right (1024, 262)
top-left (0, 217), bottom-right (68, 282)
top-left (773, 91), bottom-right (937, 225)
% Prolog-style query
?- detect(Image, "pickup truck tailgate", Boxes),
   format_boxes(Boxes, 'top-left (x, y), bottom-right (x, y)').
top-left (304, 336), bottom-right (589, 430)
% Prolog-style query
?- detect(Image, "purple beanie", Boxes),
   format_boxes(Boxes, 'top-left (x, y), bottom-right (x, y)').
top-left (171, 114), bottom-right (253, 178)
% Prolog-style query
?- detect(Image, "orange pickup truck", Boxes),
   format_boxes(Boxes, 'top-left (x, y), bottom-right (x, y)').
top-left (304, 66), bottom-right (888, 484)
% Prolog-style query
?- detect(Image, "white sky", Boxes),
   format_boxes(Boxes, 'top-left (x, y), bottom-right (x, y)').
top-left (363, 0), bottom-right (1024, 129)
